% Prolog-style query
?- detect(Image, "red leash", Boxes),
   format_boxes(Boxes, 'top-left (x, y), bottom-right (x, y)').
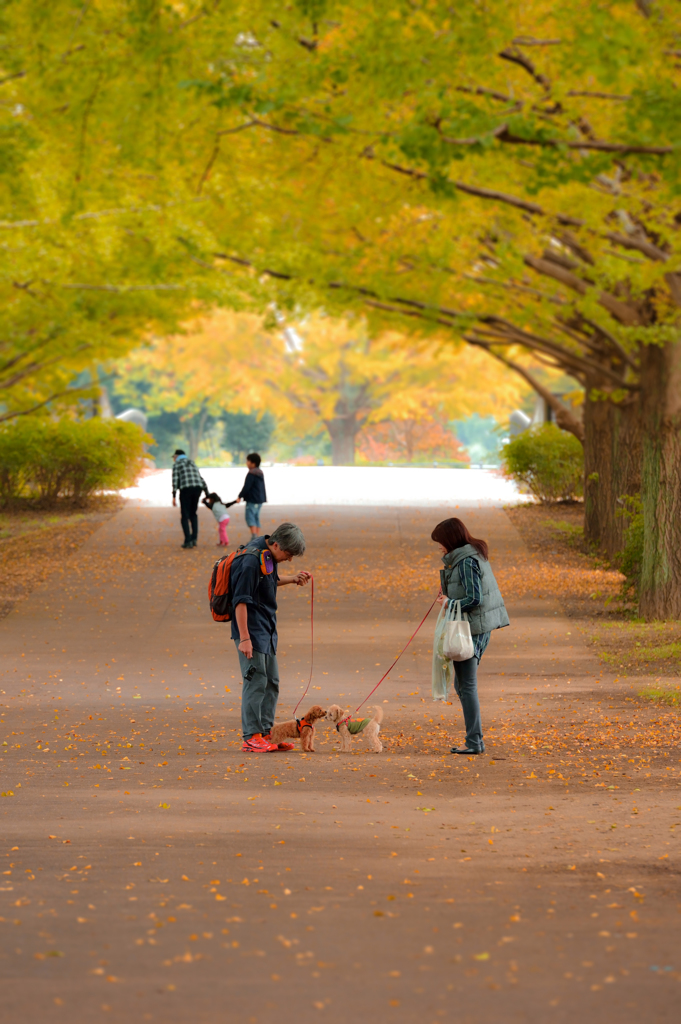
top-left (291, 582), bottom-right (437, 716)
top-left (292, 574), bottom-right (314, 716)
top-left (354, 593), bottom-right (439, 713)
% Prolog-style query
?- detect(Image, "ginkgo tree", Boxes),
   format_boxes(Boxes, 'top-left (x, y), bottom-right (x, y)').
top-left (113, 308), bottom-right (536, 465)
top-left (114, 312), bottom-right (271, 459)
top-left (4, 0), bottom-right (681, 616)
top-left (265, 313), bottom-right (533, 465)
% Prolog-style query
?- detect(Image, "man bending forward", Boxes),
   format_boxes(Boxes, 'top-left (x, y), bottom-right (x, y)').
top-left (230, 523), bottom-right (310, 752)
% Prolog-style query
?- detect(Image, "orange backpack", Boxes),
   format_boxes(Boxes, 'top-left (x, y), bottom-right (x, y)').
top-left (207, 547), bottom-right (248, 622)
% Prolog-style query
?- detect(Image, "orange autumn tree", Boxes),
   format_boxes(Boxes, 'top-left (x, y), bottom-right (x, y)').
top-left (357, 419), bottom-right (469, 465)
top-left (271, 314), bottom-right (533, 465)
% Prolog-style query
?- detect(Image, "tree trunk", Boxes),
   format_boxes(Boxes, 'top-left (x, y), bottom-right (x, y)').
top-left (583, 382), bottom-right (642, 560)
top-left (639, 339), bottom-right (681, 619)
top-left (325, 415), bottom-right (359, 465)
top-left (184, 408), bottom-right (208, 462)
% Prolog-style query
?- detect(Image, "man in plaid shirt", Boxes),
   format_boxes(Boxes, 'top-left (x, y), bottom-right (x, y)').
top-left (172, 449), bottom-right (208, 549)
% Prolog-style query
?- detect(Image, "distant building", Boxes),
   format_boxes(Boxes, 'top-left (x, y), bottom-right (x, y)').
top-left (509, 393), bottom-right (582, 436)
top-left (509, 409), bottom-right (531, 437)
top-left (116, 408), bottom-right (148, 431)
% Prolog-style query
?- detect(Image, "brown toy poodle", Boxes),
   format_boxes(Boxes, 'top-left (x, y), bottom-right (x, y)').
top-left (270, 705), bottom-right (327, 752)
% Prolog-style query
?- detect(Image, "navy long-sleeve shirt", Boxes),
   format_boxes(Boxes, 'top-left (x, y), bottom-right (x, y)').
top-left (229, 537), bottom-right (279, 654)
top-left (238, 468), bottom-right (267, 504)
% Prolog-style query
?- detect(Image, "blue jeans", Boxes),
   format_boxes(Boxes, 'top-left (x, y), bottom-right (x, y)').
top-left (453, 655), bottom-right (484, 752)
top-left (235, 642), bottom-right (279, 739)
top-left (245, 502), bottom-right (262, 528)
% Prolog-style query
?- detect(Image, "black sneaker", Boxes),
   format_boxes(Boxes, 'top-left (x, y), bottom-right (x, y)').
top-left (181, 541), bottom-right (192, 549)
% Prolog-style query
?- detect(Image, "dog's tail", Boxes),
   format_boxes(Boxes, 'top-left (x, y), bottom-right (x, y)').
top-left (371, 705), bottom-right (384, 724)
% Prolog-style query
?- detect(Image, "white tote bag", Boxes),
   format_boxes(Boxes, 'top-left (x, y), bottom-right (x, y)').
top-left (442, 599), bottom-right (474, 662)
top-left (431, 604), bottom-right (453, 700)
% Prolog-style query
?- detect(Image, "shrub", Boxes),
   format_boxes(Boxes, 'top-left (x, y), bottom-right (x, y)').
top-left (0, 418), bottom-right (43, 504)
top-left (502, 424), bottom-right (584, 502)
top-left (616, 495), bottom-right (644, 601)
top-left (0, 418), bottom-right (148, 507)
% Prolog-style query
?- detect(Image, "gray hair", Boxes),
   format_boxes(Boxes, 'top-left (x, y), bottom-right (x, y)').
top-left (269, 522), bottom-right (306, 556)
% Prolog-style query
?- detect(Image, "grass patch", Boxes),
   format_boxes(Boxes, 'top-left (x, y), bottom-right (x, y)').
top-left (546, 519), bottom-right (584, 540)
top-left (588, 620), bottom-right (681, 675)
top-left (638, 685), bottom-right (681, 706)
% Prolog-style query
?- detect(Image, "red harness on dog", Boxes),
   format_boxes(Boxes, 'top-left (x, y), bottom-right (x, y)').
top-left (296, 717), bottom-right (313, 734)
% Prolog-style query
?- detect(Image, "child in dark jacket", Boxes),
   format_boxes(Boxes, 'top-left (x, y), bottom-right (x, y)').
top-left (237, 452), bottom-right (267, 537)
top-left (202, 492), bottom-right (234, 546)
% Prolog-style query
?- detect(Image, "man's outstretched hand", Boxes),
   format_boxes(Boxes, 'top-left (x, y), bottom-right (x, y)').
top-left (277, 570), bottom-right (312, 587)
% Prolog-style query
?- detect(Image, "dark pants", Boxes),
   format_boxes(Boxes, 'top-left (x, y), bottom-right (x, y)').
top-left (179, 486), bottom-right (202, 543)
top-left (454, 655), bottom-right (485, 752)
top-left (234, 642), bottom-right (280, 739)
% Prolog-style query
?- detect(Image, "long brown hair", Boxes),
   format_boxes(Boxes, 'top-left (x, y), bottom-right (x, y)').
top-left (431, 518), bottom-right (489, 560)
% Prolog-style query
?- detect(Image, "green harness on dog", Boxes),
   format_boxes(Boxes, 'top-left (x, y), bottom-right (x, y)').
top-left (338, 715), bottom-right (371, 735)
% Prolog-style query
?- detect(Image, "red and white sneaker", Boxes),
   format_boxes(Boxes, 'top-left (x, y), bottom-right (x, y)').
top-left (263, 734), bottom-right (294, 752)
top-left (242, 734), bottom-right (278, 753)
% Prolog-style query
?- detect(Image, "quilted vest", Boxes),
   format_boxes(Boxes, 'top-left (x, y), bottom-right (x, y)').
top-left (439, 543), bottom-right (510, 636)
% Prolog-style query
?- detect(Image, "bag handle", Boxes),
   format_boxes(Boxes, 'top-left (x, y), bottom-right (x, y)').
top-left (448, 599), bottom-right (468, 622)
top-left (442, 599), bottom-right (461, 619)
top-left (443, 598), bottom-right (468, 622)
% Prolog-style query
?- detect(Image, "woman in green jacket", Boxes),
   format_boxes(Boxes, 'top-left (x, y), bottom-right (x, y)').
top-left (433, 517), bottom-right (509, 755)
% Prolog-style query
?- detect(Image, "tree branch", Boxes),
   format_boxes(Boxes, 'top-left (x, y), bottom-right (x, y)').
top-left (523, 253), bottom-right (643, 325)
top-left (0, 383), bottom-right (96, 423)
top-left (498, 46), bottom-right (551, 90)
top-left (462, 272), bottom-right (567, 305)
top-left (470, 325), bottom-right (591, 382)
top-left (580, 317), bottom-right (639, 369)
top-left (439, 122), bottom-right (673, 155)
top-left (605, 230), bottom-right (668, 262)
top-left (493, 127), bottom-right (672, 155)
top-left (567, 90), bottom-right (630, 101)
top-left (464, 335), bottom-right (585, 441)
top-left (473, 317), bottom-right (636, 388)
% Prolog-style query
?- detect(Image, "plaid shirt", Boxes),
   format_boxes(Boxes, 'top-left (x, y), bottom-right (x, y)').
top-left (457, 556), bottom-right (490, 661)
top-left (172, 457), bottom-right (208, 497)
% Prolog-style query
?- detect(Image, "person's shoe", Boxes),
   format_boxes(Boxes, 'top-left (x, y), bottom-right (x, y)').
top-left (451, 746), bottom-right (484, 755)
top-left (190, 539), bottom-right (197, 548)
top-left (242, 734), bottom-right (278, 753)
top-left (263, 733), bottom-right (294, 751)
top-left (181, 541), bottom-right (192, 549)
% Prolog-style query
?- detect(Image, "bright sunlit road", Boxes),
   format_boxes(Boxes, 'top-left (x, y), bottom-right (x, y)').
top-left (121, 465), bottom-right (521, 508)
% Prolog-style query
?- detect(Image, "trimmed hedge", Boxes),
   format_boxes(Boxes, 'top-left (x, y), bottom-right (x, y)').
top-left (0, 418), bottom-right (148, 507)
top-left (502, 424), bottom-right (584, 503)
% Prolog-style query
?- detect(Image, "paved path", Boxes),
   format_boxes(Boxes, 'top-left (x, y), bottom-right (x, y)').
top-left (0, 504), bottom-right (679, 1023)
